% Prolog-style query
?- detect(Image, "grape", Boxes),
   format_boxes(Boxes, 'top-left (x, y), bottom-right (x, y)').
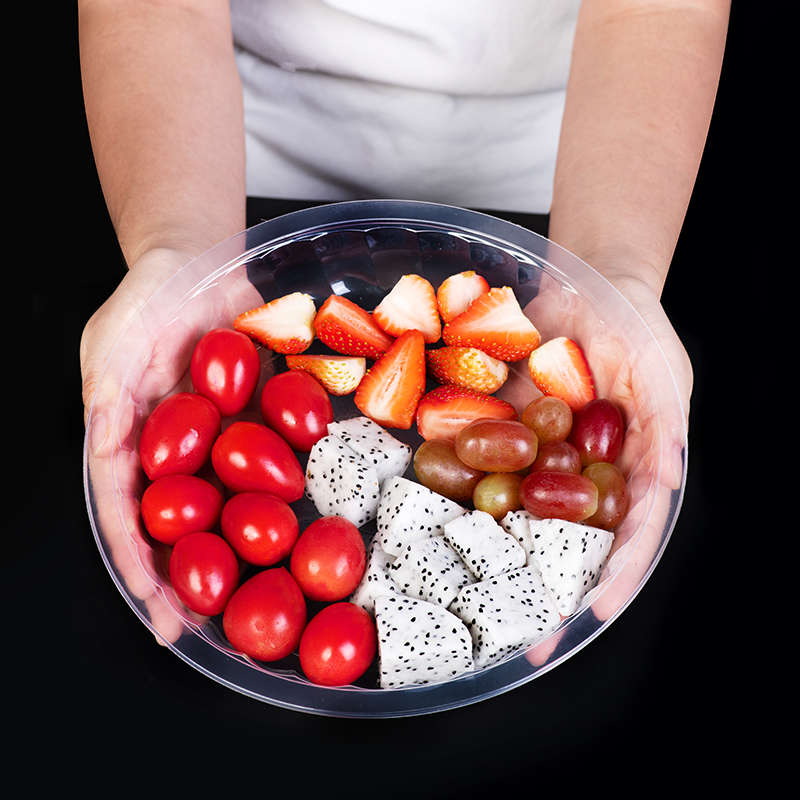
top-left (518, 470), bottom-right (599, 522)
top-left (530, 441), bottom-right (582, 474)
top-left (520, 395), bottom-right (573, 445)
top-left (472, 472), bottom-right (524, 520)
top-left (454, 419), bottom-right (538, 473)
top-left (413, 438), bottom-right (486, 503)
top-left (568, 398), bottom-right (624, 467)
top-left (583, 462), bottom-right (628, 529)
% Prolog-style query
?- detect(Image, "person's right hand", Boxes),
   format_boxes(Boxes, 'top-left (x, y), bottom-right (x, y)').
top-left (81, 245), bottom-right (263, 645)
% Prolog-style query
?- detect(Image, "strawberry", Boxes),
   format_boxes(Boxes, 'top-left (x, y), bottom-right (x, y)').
top-left (528, 336), bottom-right (596, 412)
top-left (313, 294), bottom-right (395, 360)
top-left (373, 274), bottom-right (441, 344)
top-left (234, 292), bottom-right (316, 354)
top-left (415, 384), bottom-right (518, 442)
top-left (436, 270), bottom-right (490, 323)
top-left (426, 346), bottom-right (509, 394)
top-left (442, 286), bottom-right (540, 362)
top-left (354, 329), bottom-right (426, 429)
top-left (285, 354), bottom-right (367, 396)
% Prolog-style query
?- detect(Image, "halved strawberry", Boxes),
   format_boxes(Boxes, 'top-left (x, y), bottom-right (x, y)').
top-left (426, 346), bottom-right (509, 394)
top-left (528, 336), bottom-right (596, 412)
top-left (442, 286), bottom-right (540, 362)
top-left (285, 354), bottom-right (367, 396)
top-left (436, 270), bottom-right (490, 323)
top-left (373, 274), bottom-right (441, 344)
top-left (354, 329), bottom-right (426, 429)
top-left (415, 384), bottom-right (518, 442)
top-left (234, 292), bottom-right (316, 354)
top-left (313, 294), bottom-right (395, 360)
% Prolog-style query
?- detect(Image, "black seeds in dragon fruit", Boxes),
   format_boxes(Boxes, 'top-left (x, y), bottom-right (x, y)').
top-left (443, 510), bottom-right (526, 581)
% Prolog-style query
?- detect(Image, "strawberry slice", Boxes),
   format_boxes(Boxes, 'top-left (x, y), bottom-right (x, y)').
top-left (426, 346), bottom-right (509, 394)
top-left (415, 384), bottom-right (518, 442)
top-left (528, 336), bottom-right (596, 412)
top-left (442, 286), bottom-right (540, 362)
top-left (354, 329), bottom-right (426, 429)
top-left (373, 274), bottom-right (441, 344)
top-left (436, 270), bottom-right (490, 323)
top-left (234, 292), bottom-right (316, 354)
top-left (313, 294), bottom-right (395, 360)
top-left (285, 354), bottom-right (367, 396)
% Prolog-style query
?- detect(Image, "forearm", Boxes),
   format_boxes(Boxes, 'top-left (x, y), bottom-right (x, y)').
top-left (549, 0), bottom-right (730, 296)
top-left (78, 0), bottom-right (246, 267)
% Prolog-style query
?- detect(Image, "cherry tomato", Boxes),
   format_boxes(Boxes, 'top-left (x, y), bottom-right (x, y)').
top-left (139, 392), bottom-right (221, 481)
top-left (211, 420), bottom-right (305, 502)
top-left (190, 328), bottom-right (261, 417)
top-left (168, 531), bottom-right (239, 617)
top-left (220, 491), bottom-right (299, 566)
top-left (223, 567), bottom-right (307, 662)
top-left (290, 515), bottom-right (366, 602)
top-left (260, 370), bottom-right (333, 453)
top-left (299, 602), bottom-right (377, 686)
top-left (141, 474), bottom-right (224, 545)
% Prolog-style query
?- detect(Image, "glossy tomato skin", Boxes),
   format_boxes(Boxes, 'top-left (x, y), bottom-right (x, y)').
top-left (168, 531), bottom-right (240, 617)
top-left (299, 602), bottom-right (377, 686)
top-left (221, 491), bottom-right (299, 566)
top-left (190, 328), bottom-right (261, 417)
top-left (223, 567), bottom-right (307, 662)
top-left (260, 370), bottom-right (333, 453)
top-left (211, 421), bottom-right (304, 502)
top-left (139, 392), bottom-right (221, 481)
top-left (290, 515), bottom-right (366, 602)
top-left (141, 474), bottom-right (224, 545)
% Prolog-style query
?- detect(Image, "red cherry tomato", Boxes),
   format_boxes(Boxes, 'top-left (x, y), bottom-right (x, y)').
top-left (211, 420), bottom-right (305, 502)
top-left (260, 370), bottom-right (333, 453)
top-left (168, 531), bottom-right (239, 617)
top-left (290, 515), bottom-right (366, 602)
top-left (141, 474), bottom-right (224, 545)
top-left (190, 328), bottom-right (261, 417)
top-left (221, 491), bottom-right (299, 566)
top-left (139, 392), bottom-right (221, 481)
top-left (223, 567), bottom-right (307, 662)
top-left (299, 602), bottom-right (377, 686)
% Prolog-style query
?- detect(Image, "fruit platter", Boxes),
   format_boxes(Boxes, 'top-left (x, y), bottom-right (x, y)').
top-left (84, 199), bottom-right (687, 717)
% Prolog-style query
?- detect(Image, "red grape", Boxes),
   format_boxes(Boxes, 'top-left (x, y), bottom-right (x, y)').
top-left (519, 470), bottom-right (599, 522)
top-left (568, 398), bottom-right (624, 467)
top-left (455, 419), bottom-right (538, 473)
top-left (473, 472), bottom-right (525, 520)
top-left (520, 395), bottom-right (573, 445)
top-left (413, 438), bottom-right (486, 503)
top-left (530, 440), bottom-right (582, 474)
top-left (583, 462), bottom-right (628, 529)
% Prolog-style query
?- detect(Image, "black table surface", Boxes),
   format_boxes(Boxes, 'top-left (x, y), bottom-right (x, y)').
top-left (31, 3), bottom-right (772, 788)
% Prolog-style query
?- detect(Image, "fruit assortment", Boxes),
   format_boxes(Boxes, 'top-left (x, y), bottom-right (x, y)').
top-left (136, 269), bottom-right (629, 689)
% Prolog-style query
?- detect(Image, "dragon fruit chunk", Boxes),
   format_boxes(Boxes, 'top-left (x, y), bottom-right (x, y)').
top-left (450, 565), bottom-right (562, 668)
top-left (305, 434), bottom-right (381, 527)
top-left (390, 535), bottom-right (476, 608)
top-left (443, 509), bottom-right (526, 580)
top-left (327, 416), bottom-right (412, 487)
top-left (375, 594), bottom-right (474, 688)
top-left (376, 476), bottom-right (465, 556)
top-left (500, 509), bottom-right (539, 564)
top-left (349, 536), bottom-right (403, 616)
top-left (528, 518), bottom-right (614, 616)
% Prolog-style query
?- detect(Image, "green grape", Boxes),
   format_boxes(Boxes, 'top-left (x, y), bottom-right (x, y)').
top-left (472, 472), bottom-right (524, 520)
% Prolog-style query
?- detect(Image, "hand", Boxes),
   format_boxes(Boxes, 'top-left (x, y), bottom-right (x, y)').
top-left (510, 267), bottom-right (692, 666)
top-left (82, 246), bottom-right (263, 645)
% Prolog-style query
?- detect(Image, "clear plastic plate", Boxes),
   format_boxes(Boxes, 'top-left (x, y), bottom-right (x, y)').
top-left (84, 199), bottom-right (686, 717)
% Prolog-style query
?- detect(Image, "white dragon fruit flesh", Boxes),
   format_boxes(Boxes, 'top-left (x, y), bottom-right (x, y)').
top-left (304, 434), bottom-right (381, 527)
top-left (389, 535), bottom-right (476, 608)
top-left (376, 476), bottom-right (465, 556)
top-left (375, 594), bottom-right (474, 688)
top-left (327, 416), bottom-right (412, 487)
top-left (443, 509), bottom-right (527, 580)
top-left (499, 509), bottom-right (540, 564)
top-left (450, 565), bottom-right (562, 668)
top-left (528, 518), bottom-right (614, 616)
top-left (349, 536), bottom-right (403, 615)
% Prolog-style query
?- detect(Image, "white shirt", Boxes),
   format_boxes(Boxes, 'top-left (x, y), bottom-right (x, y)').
top-left (231, 0), bottom-right (581, 213)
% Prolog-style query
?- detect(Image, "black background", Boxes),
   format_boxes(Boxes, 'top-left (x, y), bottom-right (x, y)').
top-left (32, 3), bottom-right (775, 789)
